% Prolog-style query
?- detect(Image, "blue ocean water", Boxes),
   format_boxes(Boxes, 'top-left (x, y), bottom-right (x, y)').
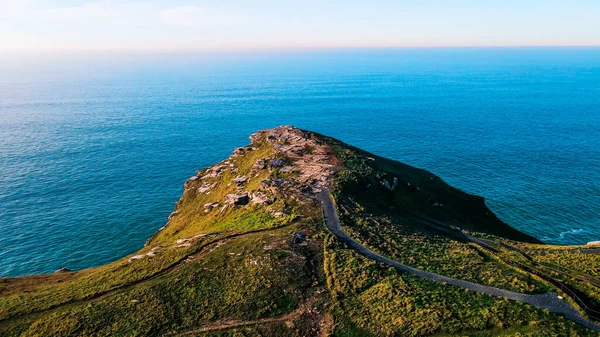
top-left (1, 48), bottom-right (599, 277)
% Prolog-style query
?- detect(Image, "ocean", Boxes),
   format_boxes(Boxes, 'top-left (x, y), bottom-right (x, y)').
top-left (1, 48), bottom-right (599, 277)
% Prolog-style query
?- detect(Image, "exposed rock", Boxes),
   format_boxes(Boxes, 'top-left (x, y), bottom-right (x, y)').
top-left (248, 126), bottom-right (339, 190)
top-left (280, 166), bottom-right (296, 173)
top-left (273, 212), bottom-right (287, 218)
top-left (233, 176), bottom-right (247, 185)
top-left (252, 159), bottom-right (267, 172)
top-left (428, 198), bottom-right (443, 207)
top-left (201, 165), bottom-right (226, 179)
top-left (232, 146), bottom-right (253, 157)
top-left (184, 176), bottom-right (199, 189)
top-left (291, 232), bottom-right (307, 244)
top-left (289, 146), bottom-right (305, 155)
top-left (197, 183), bottom-right (216, 194)
top-left (176, 234), bottom-right (210, 247)
top-left (226, 193), bottom-right (249, 206)
top-left (587, 241), bottom-right (600, 246)
top-left (380, 177), bottom-right (398, 191)
top-left (204, 202), bottom-right (220, 210)
top-left (270, 159), bottom-right (286, 168)
top-left (129, 247), bottom-right (160, 262)
top-left (232, 147), bottom-right (246, 156)
top-left (259, 178), bottom-right (286, 190)
top-left (168, 211), bottom-right (178, 220)
top-left (251, 191), bottom-right (273, 205)
top-left (273, 178), bottom-right (286, 186)
top-left (259, 179), bottom-right (273, 190)
top-left (54, 267), bottom-right (70, 273)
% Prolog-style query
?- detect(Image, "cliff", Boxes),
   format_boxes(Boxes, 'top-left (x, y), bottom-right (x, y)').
top-left (1, 126), bottom-right (598, 337)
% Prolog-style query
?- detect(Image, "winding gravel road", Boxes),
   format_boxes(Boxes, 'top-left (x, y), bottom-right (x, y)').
top-left (317, 190), bottom-right (600, 332)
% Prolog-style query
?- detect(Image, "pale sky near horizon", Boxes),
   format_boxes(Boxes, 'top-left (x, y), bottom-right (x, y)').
top-left (1, 0), bottom-right (599, 52)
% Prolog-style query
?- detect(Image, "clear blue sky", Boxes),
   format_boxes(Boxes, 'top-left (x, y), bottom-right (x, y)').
top-left (1, 0), bottom-right (599, 51)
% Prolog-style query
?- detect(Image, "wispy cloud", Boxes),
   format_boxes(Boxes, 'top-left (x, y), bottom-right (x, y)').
top-left (1, 1), bottom-right (598, 51)
top-left (0, 1), bottom-right (245, 50)
top-left (159, 6), bottom-right (240, 28)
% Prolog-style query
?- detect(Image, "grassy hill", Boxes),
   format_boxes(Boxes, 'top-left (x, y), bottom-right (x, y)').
top-left (1, 126), bottom-right (599, 337)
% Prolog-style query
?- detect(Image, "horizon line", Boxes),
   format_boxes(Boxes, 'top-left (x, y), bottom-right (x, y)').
top-left (1, 44), bottom-right (600, 54)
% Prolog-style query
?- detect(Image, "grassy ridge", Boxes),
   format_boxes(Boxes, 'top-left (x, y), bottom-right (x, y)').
top-left (2, 127), bottom-right (600, 337)
top-left (0, 225), bottom-right (323, 336)
top-left (323, 235), bottom-right (594, 337)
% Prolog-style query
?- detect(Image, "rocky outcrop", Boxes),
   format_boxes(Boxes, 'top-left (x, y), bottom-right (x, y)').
top-left (270, 159), bottom-right (286, 168)
top-left (197, 183), bottom-right (216, 194)
top-left (203, 202), bottom-right (220, 213)
top-left (250, 191), bottom-right (273, 206)
top-left (200, 165), bottom-right (226, 179)
top-left (233, 176), bottom-right (247, 185)
top-left (258, 126), bottom-right (339, 190)
top-left (225, 193), bottom-right (249, 206)
top-left (232, 146), bottom-right (254, 157)
top-left (380, 177), bottom-right (398, 191)
top-left (251, 159), bottom-right (267, 173)
top-left (129, 247), bottom-right (160, 262)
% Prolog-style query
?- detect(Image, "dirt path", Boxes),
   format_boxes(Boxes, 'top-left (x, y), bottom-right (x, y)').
top-left (417, 216), bottom-right (600, 320)
top-left (164, 315), bottom-right (293, 336)
top-left (162, 293), bottom-right (323, 336)
top-left (317, 190), bottom-right (600, 332)
top-left (1, 225), bottom-right (292, 324)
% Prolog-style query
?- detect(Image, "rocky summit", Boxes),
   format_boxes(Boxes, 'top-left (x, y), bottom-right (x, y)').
top-left (1, 126), bottom-right (600, 337)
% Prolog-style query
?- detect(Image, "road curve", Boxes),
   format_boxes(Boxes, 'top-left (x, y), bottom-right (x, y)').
top-left (317, 190), bottom-right (600, 332)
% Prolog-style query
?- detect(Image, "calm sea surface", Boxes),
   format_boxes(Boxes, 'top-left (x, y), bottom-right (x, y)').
top-left (1, 48), bottom-right (599, 277)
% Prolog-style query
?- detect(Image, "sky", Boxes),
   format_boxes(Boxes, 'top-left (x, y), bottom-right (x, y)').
top-left (1, 0), bottom-right (599, 52)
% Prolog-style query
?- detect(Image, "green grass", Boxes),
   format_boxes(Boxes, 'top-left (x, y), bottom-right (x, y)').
top-left (318, 134), bottom-right (540, 243)
top-left (0, 226), bottom-right (323, 337)
top-left (324, 235), bottom-right (595, 337)
top-left (323, 138), bottom-right (549, 294)
top-left (3, 127), bottom-right (600, 337)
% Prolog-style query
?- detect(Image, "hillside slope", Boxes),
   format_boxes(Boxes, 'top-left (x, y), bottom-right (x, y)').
top-left (1, 126), bottom-right (599, 337)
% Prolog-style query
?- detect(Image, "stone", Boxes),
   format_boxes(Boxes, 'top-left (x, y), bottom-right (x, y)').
top-left (226, 193), bottom-right (249, 206)
top-left (252, 159), bottom-right (267, 171)
top-left (290, 146), bottom-right (305, 155)
top-left (270, 159), bottom-right (286, 168)
top-left (291, 232), bottom-right (306, 244)
top-left (201, 165), bottom-right (226, 179)
top-left (251, 192), bottom-right (273, 205)
top-left (232, 147), bottom-right (247, 156)
top-left (380, 177), bottom-right (398, 191)
top-left (587, 241), bottom-right (600, 246)
top-left (280, 166), bottom-right (296, 173)
top-left (233, 176), bottom-right (247, 185)
top-left (204, 202), bottom-right (220, 209)
top-left (197, 183), bottom-right (216, 194)
top-left (54, 267), bottom-right (70, 273)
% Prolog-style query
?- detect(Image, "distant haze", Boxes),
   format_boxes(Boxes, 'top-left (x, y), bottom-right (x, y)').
top-left (1, 48), bottom-right (599, 276)
top-left (1, 0), bottom-right (599, 52)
